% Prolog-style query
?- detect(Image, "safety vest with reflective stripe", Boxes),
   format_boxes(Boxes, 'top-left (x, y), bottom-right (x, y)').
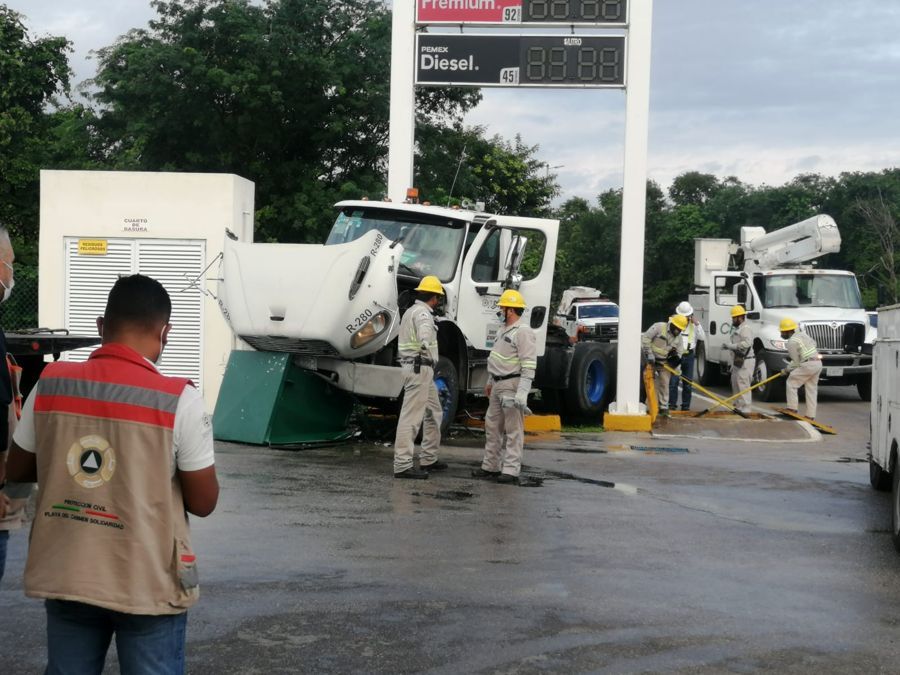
top-left (397, 300), bottom-right (438, 363)
top-left (642, 322), bottom-right (678, 360)
top-left (24, 343), bottom-right (200, 615)
top-left (488, 321), bottom-right (537, 379)
top-left (786, 331), bottom-right (818, 369)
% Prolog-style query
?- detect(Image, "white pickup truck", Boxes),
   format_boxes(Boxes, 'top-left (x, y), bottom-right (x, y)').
top-left (868, 304), bottom-right (900, 552)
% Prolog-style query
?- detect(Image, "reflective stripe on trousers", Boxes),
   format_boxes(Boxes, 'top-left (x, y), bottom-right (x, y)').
top-left (730, 357), bottom-right (755, 412)
top-left (787, 359), bottom-right (822, 419)
top-left (481, 378), bottom-right (524, 477)
top-left (393, 365), bottom-right (442, 473)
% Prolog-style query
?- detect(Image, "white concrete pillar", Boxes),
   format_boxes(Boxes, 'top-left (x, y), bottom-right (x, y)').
top-left (387, 0), bottom-right (416, 202)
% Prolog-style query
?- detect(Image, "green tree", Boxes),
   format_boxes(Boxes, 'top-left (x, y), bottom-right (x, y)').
top-left (90, 0), bottom-right (481, 242)
top-left (0, 4), bottom-right (71, 237)
top-left (415, 125), bottom-right (558, 216)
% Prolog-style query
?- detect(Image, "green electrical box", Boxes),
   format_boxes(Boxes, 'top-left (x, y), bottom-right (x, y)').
top-left (213, 350), bottom-right (355, 446)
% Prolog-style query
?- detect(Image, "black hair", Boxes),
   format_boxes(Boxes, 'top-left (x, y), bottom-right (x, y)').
top-left (104, 274), bottom-right (171, 335)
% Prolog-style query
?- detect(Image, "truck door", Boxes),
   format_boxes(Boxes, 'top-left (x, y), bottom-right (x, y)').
top-left (708, 272), bottom-right (750, 366)
top-left (456, 215), bottom-right (559, 355)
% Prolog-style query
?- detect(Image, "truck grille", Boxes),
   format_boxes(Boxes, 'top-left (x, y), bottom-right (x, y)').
top-left (593, 324), bottom-right (619, 339)
top-left (801, 322), bottom-right (863, 351)
top-left (241, 336), bottom-right (340, 356)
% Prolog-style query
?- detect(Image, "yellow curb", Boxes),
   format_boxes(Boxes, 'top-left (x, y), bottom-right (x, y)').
top-left (603, 412), bottom-right (652, 432)
top-left (524, 414), bottom-right (562, 433)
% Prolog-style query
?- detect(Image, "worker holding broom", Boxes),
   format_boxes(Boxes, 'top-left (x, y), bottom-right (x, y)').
top-left (779, 318), bottom-right (823, 420)
top-left (642, 315), bottom-right (687, 417)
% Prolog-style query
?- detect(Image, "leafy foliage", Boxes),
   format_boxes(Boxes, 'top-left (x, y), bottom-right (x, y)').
top-left (555, 169), bottom-right (900, 321)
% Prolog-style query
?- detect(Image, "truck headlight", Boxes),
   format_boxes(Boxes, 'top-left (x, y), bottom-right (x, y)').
top-left (350, 311), bottom-right (390, 349)
top-left (768, 339), bottom-right (787, 351)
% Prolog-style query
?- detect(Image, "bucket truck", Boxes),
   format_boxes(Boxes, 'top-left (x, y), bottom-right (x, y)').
top-left (689, 215), bottom-right (873, 402)
top-left (867, 303), bottom-right (900, 553)
top-left (213, 200), bottom-right (616, 444)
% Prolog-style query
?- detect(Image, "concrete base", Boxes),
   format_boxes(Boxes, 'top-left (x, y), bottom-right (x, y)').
top-left (525, 415), bottom-right (562, 432)
top-left (603, 411), bottom-right (652, 432)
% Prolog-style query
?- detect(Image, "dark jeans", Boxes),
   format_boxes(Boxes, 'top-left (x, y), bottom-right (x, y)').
top-left (669, 351), bottom-right (696, 410)
top-left (45, 599), bottom-right (187, 675)
top-left (0, 529), bottom-right (8, 583)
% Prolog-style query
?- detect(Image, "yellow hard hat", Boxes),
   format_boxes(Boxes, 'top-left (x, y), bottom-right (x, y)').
top-left (415, 275), bottom-right (444, 295)
top-left (498, 289), bottom-right (526, 308)
top-left (669, 314), bottom-right (688, 331)
top-left (779, 318), bottom-right (798, 332)
top-left (730, 305), bottom-right (747, 318)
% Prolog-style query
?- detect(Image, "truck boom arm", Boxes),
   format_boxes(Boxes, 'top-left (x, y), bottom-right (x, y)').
top-left (740, 214), bottom-right (841, 271)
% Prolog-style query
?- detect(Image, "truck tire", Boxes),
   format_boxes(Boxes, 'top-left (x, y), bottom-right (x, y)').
top-left (752, 349), bottom-right (786, 402)
top-left (870, 455), bottom-right (892, 492)
top-left (893, 455), bottom-right (900, 553)
top-left (564, 342), bottom-right (612, 422)
top-left (857, 376), bottom-right (872, 402)
top-left (695, 342), bottom-right (720, 386)
top-left (433, 356), bottom-right (460, 435)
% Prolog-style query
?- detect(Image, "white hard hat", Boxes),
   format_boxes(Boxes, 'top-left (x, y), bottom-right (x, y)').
top-left (676, 301), bottom-right (693, 316)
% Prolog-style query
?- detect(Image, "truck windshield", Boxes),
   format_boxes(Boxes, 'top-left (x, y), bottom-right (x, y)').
top-left (754, 274), bottom-right (863, 309)
top-left (577, 305), bottom-right (619, 319)
top-left (327, 208), bottom-right (466, 281)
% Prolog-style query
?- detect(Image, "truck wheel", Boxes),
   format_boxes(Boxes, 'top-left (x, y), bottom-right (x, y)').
top-left (564, 342), bottom-right (612, 422)
top-left (892, 455), bottom-right (900, 553)
top-left (857, 376), bottom-right (872, 402)
top-left (433, 356), bottom-right (459, 435)
top-left (696, 342), bottom-right (719, 386)
top-left (752, 350), bottom-right (786, 402)
top-left (870, 455), bottom-right (892, 492)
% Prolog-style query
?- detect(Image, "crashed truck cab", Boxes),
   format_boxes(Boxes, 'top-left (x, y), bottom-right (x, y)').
top-left (215, 200), bottom-right (567, 442)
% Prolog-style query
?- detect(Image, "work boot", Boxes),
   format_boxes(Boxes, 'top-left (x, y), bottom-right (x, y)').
top-left (785, 408), bottom-right (799, 415)
top-left (421, 460), bottom-right (448, 472)
top-left (471, 468), bottom-right (500, 480)
top-left (658, 408), bottom-right (669, 418)
top-left (394, 467), bottom-right (429, 480)
top-left (497, 473), bottom-right (519, 485)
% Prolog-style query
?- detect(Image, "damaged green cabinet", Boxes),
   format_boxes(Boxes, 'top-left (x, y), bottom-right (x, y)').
top-left (213, 351), bottom-right (354, 446)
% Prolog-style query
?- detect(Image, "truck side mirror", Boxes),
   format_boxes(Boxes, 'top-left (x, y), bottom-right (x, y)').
top-left (737, 284), bottom-right (747, 305)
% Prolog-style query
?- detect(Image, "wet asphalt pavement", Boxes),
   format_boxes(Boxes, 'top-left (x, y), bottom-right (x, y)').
top-left (3, 386), bottom-right (899, 673)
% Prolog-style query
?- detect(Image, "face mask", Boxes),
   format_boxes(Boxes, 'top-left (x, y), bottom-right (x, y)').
top-left (0, 261), bottom-right (13, 303)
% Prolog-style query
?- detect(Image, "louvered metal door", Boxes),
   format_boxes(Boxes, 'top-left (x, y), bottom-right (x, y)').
top-left (63, 238), bottom-right (205, 392)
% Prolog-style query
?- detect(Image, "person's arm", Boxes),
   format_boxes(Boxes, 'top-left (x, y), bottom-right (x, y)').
top-left (174, 386), bottom-right (218, 517)
top-left (416, 312), bottom-right (439, 363)
top-left (641, 325), bottom-right (657, 361)
top-left (178, 466), bottom-right (219, 517)
top-left (5, 442), bottom-right (37, 483)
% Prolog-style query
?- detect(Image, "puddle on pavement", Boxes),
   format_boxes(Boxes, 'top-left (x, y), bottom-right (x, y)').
top-left (834, 457), bottom-right (866, 463)
top-left (631, 445), bottom-right (690, 454)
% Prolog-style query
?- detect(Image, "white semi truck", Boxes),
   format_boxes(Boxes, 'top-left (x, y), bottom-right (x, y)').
top-left (552, 286), bottom-right (619, 344)
top-left (689, 215), bottom-right (874, 401)
top-left (868, 304), bottom-right (900, 552)
top-left (217, 200), bottom-right (615, 427)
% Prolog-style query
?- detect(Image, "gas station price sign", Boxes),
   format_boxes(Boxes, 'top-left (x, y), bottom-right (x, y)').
top-left (416, 0), bottom-right (627, 26)
top-left (415, 34), bottom-right (625, 88)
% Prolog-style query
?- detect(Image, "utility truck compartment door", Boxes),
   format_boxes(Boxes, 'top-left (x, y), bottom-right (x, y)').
top-left (456, 215), bottom-right (559, 355)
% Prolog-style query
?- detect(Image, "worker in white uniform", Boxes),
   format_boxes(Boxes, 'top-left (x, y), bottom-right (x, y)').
top-left (393, 275), bottom-right (446, 479)
top-left (472, 289), bottom-right (537, 485)
top-left (723, 305), bottom-right (755, 412)
top-left (668, 301), bottom-right (706, 411)
top-left (641, 314), bottom-right (687, 417)
top-left (779, 318), bottom-right (823, 419)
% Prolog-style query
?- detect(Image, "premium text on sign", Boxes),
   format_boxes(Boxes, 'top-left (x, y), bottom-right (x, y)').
top-left (416, 0), bottom-right (627, 25)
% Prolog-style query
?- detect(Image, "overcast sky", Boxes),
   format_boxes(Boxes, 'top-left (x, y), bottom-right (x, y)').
top-left (8, 0), bottom-right (900, 203)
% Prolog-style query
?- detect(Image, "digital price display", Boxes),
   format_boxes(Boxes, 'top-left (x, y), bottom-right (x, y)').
top-left (416, 0), bottom-right (627, 26)
top-left (415, 34), bottom-right (626, 88)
